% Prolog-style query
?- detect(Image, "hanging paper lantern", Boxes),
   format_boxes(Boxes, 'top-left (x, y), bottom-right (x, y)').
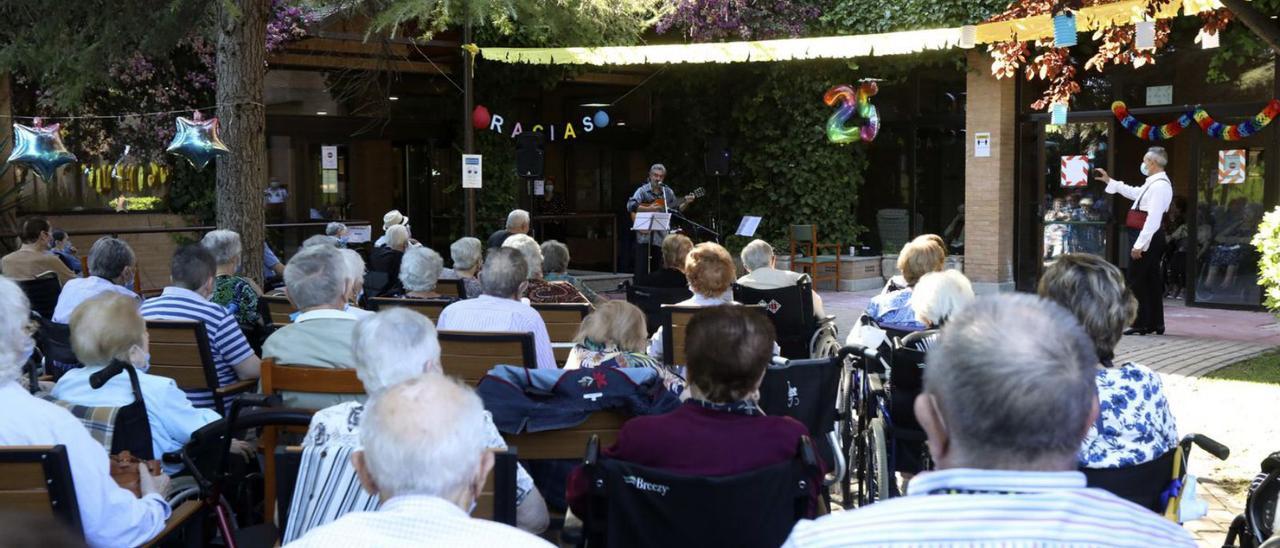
top-left (166, 111), bottom-right (229, 171)
top-left (1050, 103), bottom-right (1069, 125)
top-left (7, 119), bottom-right (78, 182)
top-left (1134, 21), bottom-right (1156, 50)
top-left (1053, 13), bottom-right (1077, 48)
top-left (593, 110), bottom-right (610, 128)
top-left (472, 105), bottom-right (492, 130)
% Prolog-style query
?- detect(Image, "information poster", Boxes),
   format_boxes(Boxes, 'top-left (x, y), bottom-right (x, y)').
top-left (1219, 149), bottom-right (1247, 185)
top-left (462, 154), bottom-right (483, 189)
top-left (1060, 155), bottom-right (1090, 187)
top-left (321, 145), bottom-right (338, 169)
top-left (974, 132), bottom-right (991, 158)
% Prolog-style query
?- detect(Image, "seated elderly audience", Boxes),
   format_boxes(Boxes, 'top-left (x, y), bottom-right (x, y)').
top-left (882, 234), bottom-right (948, 293)
top-left (864, 237), bottom-right (945, 331)
top-left (301, 308), bottom-right (548, 533)
top-left (50, 229), bottom-right (83, 275)
top-left (441, 236), bottom-right (483, 298)
top-left (503, 234), bottom-right (589, 305)
top-left (1038, 253), bottom-right (1178, 469)
top-left (374, 209), bottom-right (410, 248)
top-left (140, 245), bottom-right (260, 409)
top-left (338, 248), bottom-right (374, 318)
top-left (635, 233), bottom-right (692, 288)
top-left (262, 245), bottom-right (362, 408)
top-left (437, 248), bottom-right (557, 370)
top-left (905, 269), bottom-right (975, 351)
top-left (301, 234), bottom-right (341, 249)
top-left (737, 239), bottom-right (826, 317)
top-left (783, 294), bottom-right (1195, 547)
top-left (326, 221), bottom-right (349, 244)
top-left (648, 242), bottom-right (737, 361)
top-left (398, 247), bottom-right (456, 302)
top-left (51, 293), bottom-right (221, 474)
top-left (1, 217), bottom-right (76, 284)
top-left (202, 229), bottom-right (263, 330)
top-left (0, 277), bottom-right (171, 546)
top-left (488, 209), bottom-right (531, 250)
top-left (289, 374), bottom-right (553, 547)
top-left (369, 224), bottom-right (410, 297)
top-left (542, 239), bottom-right (604, 306)
top-left (565, 301), bottom-right (685, 394)
top-left (52, 236), bottom-right (139, 323)
top-left (568, 306), bottom-right (821, 516)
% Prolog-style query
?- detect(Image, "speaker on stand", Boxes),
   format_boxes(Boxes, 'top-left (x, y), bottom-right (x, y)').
top-left (704, 137), bottom-right (731, 242)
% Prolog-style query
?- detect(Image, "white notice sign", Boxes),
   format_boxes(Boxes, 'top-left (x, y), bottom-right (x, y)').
top-left (321, 146), bottom-right (338, 169)
top-left (736, 216), bottom-right (762, 237)
top-left (533, 179), bottom-right (545, 196)
top-left (462, 154), bottom-right (482, 189)
top-left (347, 225), bottom-right (372, 243)
top-left (974, 132), bottom-right (991, 158)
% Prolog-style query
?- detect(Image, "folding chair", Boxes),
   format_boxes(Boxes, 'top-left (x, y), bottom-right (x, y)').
top-left (438, 331), bottom-right (537, 385)
top-left (17, 272), bottom-right (61, 321)
top-left (788, 224), bottom-right (841, 291)
top-left (368, 296), bottom-right (450, 323)
top-left (733, 279), bottom-right (838, 359)
top-left (582, 435), bottom-right (822, 548)
top-left (532, 302), bottom-right (590, 365)
top-left (625, 284), bottom-right (691, 336)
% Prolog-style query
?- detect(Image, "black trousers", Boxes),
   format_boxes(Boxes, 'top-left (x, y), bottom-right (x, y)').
top-left (1128, 228), bottom-right (1166, 331)
top-left (634, 241), bottom-right (661, 277)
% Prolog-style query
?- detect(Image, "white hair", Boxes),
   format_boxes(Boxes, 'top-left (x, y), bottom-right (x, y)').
top-left (0, 277), bottom-right (32, 385)
top-left (326, 222), bottom-right (348, 236)
top-left (649, 163), bottom-right (666, 175)
top-left (506, 209), bottom-right (530, 230)
top-left (339, 248), bottom-right (366, 287)
top-left (540, 240), bottom-right (570, 274)
top-left (360, 374), bottom-right (490, 499)
top-left (912, 270), bottom-right (975, 327)
top-left (1145, 146), bottom-right (1169, 168)
top-left (502, 233), bottom-right (542, 279)
top-left (386, 224), bottom-right (410, 250)
top-left (284, 245), bottom-right (348, 309)
top-left (740, 239), bottom-right (775, 271)
top-left (201, 229), bottom-right (243, 266)
top-left (303, 234), bottom-right (341, 249)
top-left (352, 308), bottom-right (441, 395)
top-left (399, 247), bottom-right (444, 292)
top-left (450, 237), bottom-right (482, 271)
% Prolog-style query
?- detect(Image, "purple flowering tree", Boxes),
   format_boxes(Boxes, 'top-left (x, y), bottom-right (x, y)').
top-left (657, 0), bottom-right (821, 41)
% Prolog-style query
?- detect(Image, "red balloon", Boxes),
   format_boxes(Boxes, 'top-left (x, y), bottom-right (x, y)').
top-left (472, 105), bottom-right (492, 130)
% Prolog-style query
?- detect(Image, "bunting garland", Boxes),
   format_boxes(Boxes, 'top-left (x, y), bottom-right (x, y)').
top-left (1112, 100), bottom-right (1280, 142)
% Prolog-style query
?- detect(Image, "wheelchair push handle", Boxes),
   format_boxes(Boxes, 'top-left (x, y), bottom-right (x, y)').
top-left (89, 359), bottom-right (129, 389)
top-left (1185, 434), bottom-right (1230, 461)
top-left (837, 344), bottom-right (880, 363)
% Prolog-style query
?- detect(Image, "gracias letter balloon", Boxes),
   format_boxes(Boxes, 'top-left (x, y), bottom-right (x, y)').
top-left (593, 110), bottom-right (610, 128)
top-left (472, 105), bottom-right (492, 130)
top-left (166, 111), bottom-right (229, 170)
top-left (7, 119), bottom-right (78, 181)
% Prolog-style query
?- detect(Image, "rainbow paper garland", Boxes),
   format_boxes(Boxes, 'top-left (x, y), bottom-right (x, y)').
top-left (1113, 100), bottom-right (1280, 142)
top-left (824, 83), bottom-right (880, 144)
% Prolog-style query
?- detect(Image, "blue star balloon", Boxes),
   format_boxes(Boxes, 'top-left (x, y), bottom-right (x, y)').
top-left (166, 112), bottom-right (229, 170)
top-left (7, 120), bottom-right (77, 181)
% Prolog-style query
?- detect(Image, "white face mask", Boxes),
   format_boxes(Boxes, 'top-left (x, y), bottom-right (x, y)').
top-left (130, 345), bottom-right (151, 373)
top-left (1140, 162), bottom-right (1151, 177)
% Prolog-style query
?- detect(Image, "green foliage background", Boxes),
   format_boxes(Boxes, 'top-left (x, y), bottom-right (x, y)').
top-left (1254, 206), bottom-right (1280, 315)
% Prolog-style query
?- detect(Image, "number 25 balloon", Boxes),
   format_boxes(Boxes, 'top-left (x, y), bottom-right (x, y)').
top-left (823, 83), bottom-right (880, 144)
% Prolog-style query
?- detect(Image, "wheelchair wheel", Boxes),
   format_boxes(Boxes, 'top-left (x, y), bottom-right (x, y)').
top-left (866, 417), bottom-right (890, 504)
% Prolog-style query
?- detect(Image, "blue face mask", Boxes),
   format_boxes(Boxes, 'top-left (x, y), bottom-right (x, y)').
top-left (1140, 162), bottom-right (1151, 177)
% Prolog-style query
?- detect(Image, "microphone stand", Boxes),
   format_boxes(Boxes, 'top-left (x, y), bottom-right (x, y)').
top-left (670, 211), bottom-right (721, 244)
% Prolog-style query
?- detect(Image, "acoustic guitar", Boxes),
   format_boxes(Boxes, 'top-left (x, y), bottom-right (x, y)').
top-left (631, 187), bottom-right (706, 222)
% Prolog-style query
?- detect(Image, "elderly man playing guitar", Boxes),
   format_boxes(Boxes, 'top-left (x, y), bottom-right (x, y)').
top-left (627, 163), bottom-right (702, 277)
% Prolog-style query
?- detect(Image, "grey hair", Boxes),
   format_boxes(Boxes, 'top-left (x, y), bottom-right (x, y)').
top-left (0, 277), bottom-right (32, 385)
top-left (540, 240), bottom-right (570, 274)
top-left (400, 247), bottom-right (444, 292)
top-left (359, 374), bottom-right (489, 499)
top-left (479, 247), bottom-right (528, 298)
top-left (912, 270), bottom-right (975, 327)
top-left (201, 229), bottom-right (243, 266)
top-left (88, 237), bottom-right (136, 281)
top-left (925, 294), bottom-right (1098, 469)
top-left (352, 308), bottom-right (441, 395)
top-left (1146, 146), bottom-right (1169, 168)
top-left (1038, 253), bottom-right (1137, 361)
top-left (338, 248), bottom-right (366, 286)
top-left (325, 222), bottom-right (348, 236)
top-left (283, 245), bottom-right (348, 309)
top-left (302, 234), bottom-right (341, 249)
top-left (450, 237), bottom-right (482, 271)
top-left (506, 209), bottom-right (530, 230)
top-left (502, 234), bottom-right (542, 279)
top-left (385, 225), bottom-right (410, 250)
top-left (649, 163), bottom-right (666, 175)
top-left (740, 239), bottom-right (775, 271)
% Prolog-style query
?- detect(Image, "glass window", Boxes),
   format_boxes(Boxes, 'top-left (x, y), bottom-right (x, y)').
top-left (1042, 122), bottom-right (1112, 264)
top-left (1193, 145), bottom-right (1266, 305)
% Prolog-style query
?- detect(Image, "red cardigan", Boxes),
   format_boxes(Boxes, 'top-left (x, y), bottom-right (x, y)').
top-left (566, 401), bottom-right (820, 516)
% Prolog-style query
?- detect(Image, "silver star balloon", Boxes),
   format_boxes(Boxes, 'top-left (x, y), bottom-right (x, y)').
top-left (166, 111), bottom-right (229, 170)
top-left (7, 119), bottom-right (77, 181)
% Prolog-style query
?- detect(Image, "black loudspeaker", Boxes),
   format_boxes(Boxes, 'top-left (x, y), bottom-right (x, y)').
top-left (704, 137), bottom-right (730, 176)
top-left (515, 133), bottom-right (545, 178)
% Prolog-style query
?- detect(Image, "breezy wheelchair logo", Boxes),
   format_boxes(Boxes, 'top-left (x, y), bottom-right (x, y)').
top-left (623, 475), bottom-right (670, 495)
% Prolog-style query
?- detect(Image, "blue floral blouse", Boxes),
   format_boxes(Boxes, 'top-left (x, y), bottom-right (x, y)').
top-left (865, 288), bottom-right (926, 331)
top-left (1079, 361), bottom-right (1179, 469)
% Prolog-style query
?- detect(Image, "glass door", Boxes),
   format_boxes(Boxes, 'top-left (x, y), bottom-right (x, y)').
top-left (1190, 134), bottom-right (1269, 306)
top-left (1040, 121), bottom-right (1115, 266)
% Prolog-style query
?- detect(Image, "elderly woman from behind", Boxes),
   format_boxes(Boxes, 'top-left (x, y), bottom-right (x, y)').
top-left (398, 247), bottom-right (457, 302)
top-left (541, 240), bottom-right (604, 306)
top-left (906, 269), bottom-right (975, 351)
top-left (865, 237), bottom-right (946, 331)
top-left (1038, 253), bottom-right (1178, 469)
top-left (440, 236), bottom-right (483, 299)
top-left (202, 230), bottom-right (263, 330)
top-left (301, 308), bottom-right (549, 534)
top-left (647, 242), bottom-right (738, 363)
top-left (502, 234), bottom-right (589, 305)
top-left (565, 301), bottom-right (684, 394)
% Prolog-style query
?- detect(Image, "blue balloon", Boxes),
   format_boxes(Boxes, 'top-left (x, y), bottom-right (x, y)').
top-left (166, 114), bottom-right (230, 171)
top-left (7, 121), bottom-right (77, 181)
top-left (593, 110), bottom-right (610, 128)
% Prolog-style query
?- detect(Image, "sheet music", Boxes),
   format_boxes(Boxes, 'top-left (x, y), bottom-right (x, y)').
top-left (736, 216), bottom-right (762, 237)
top-left (632, 212), bottom-right (672, 232)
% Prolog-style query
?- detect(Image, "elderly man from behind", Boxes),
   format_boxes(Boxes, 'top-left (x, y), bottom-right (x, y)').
top-left (737, 239), bottom-right (826, 318)
top-left (51, 236), bottom-right (139, 323)
top-left (140, 244), bottom-right (260, 410)
top-left (290, 374), bottom-right (552, 547)
top-left (0, 217), bottom-right (77, 284)
top-left (437, 248), bottom-right (557, 370)
top-left (488, 209), bottom-right (531, 250)
top-left (783, 294), bottom-right (1195, 547)
top-left (262, 245), bottom-right (362, 408)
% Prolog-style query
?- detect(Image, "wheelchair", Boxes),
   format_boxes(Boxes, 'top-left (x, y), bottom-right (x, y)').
top-left (1224, 451), bottom-right (1280, 547)
top-left (732, 278), bottom-right (840, 360)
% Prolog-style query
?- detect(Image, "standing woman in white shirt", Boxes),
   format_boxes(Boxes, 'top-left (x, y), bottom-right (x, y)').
top-left (1094, 146), bottom-right (1173, 335)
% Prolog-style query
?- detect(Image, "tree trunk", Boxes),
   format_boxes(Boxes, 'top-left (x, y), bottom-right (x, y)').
top-left (216, 0), bottom-right (268, 286)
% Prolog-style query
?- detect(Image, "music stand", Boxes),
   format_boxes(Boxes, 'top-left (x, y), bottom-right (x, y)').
top-left (632, 213), bottom-right (672, 273)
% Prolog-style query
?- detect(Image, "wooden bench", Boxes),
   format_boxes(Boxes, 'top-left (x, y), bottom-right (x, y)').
top-left (531, 303), bottom-right (590, 365)
top-left (438, 331), bottom-right (537, 385)
top-left (368, 297), bottom-right (450, 323)
top-left (146, 320), bottom-right (257, 416)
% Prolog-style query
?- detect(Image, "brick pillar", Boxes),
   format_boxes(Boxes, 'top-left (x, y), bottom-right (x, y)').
top-left (964, 50), bottom-right (1017, 293)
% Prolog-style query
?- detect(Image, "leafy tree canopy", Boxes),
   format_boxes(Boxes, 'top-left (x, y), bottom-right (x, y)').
top-left (347, 0), bottom-right (667, 46)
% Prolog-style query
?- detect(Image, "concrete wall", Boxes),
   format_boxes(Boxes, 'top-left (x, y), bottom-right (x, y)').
top-left (964, 50), bottom-right (1017, 294)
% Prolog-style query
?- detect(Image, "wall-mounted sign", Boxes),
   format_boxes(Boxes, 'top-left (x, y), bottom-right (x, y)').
top-left (1060, 155), bottom-right (1090, 187)
top-left (974, 132), bottom-right (992, 158)
top-left (1146, 85), bottom-right (1173, 106)
top-left (462, 154), bottom-right (483, 189)
top-left (1219, 149), bottom-right (1247, 185)
top-left (321, 145), bottom-right (338, 169)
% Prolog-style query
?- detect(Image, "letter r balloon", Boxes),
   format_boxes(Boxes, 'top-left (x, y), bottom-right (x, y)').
top-left (823, 83), bottom-right (880, 144)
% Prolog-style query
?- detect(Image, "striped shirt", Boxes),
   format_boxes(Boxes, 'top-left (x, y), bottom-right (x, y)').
top-left (437, 295), bottom-right (557, 370)
top-left (288, 494), bottom-right (552, 548)
top-left (783, 468), bottom-right (1195, 547)
top-left (140, 286), bottom-right (255, 409)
